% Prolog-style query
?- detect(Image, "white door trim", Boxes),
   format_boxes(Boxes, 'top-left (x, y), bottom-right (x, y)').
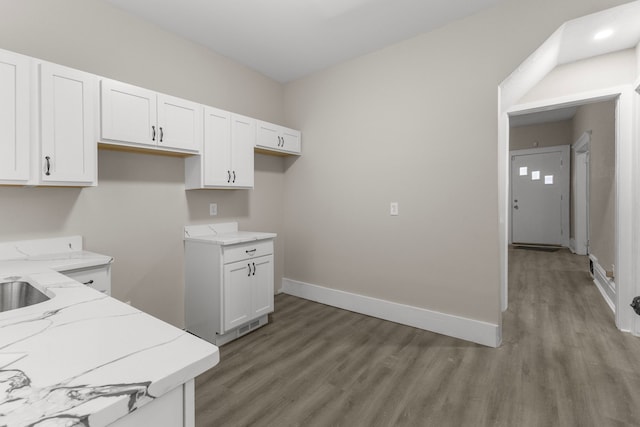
top-left (572, 131), bottom-right (590, 255)
top-left (498, 85), bottom-right (636, 336)
top-left (509, 145), bottom-right (570, 247)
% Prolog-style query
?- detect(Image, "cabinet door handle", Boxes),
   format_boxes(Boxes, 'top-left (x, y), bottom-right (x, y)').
top-left (159, 127), bottom-right (164, 142)
top-left (232, 171), bottom-right (236, 183)
top-left (152, 125), bottom-right (156, 141)
top-left (45, 156), bottom-right (51, 176)
top-left (227, 171), bottom-right (231, 183)
top-left (245, 249), bottom-right (257, 254)
top-left (247, 263), bottom-right (251, 276)
top-left (279, 136), bottom-right (283, 147)
top-left (252, 262), bottom-right (256, 276)
top-left (83, 280), bottom-right (94, 285)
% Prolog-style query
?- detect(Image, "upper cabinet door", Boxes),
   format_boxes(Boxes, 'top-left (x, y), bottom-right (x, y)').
top-left (157, 94), bottom-right (202, 152)
top-left (40, 62), bottom-right (96, 185)
top-left (203, 106), bottom-right (232, 186)
top-left (280, 128), bottom-right (301, 154)
top-left (255, 120), bottom-right (280, 151)
top-left (0, 50), bottom-right (30, 184)
top-left (255, 120), bottom-right (301, 155)
top-left (230, 114), bottom-right (255, 188)
top-left (101, 79), bottom-right (157, 146)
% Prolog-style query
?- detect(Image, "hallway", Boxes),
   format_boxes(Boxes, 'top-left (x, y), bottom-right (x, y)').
top-left (195, 248), bottom-right (640, 426)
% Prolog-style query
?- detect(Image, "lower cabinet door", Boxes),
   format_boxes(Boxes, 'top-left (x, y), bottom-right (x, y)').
top-left (251, 255), bottom-right (273, 317)
top-left (223, 261), bottom-right (253, 332)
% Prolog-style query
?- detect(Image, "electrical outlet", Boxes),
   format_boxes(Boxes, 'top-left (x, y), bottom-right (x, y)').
top-left (209, 203), bottom-right (218, 216)
top-left (390, 202), bottom-right (399, 216)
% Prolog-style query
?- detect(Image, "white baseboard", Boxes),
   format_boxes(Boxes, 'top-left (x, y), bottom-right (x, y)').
top-left (589, 255), bottom-right (615, 313)
top-left (569, 239), bottom-right (577, 254)
top-left (281, 278), bottom-right (501, 348)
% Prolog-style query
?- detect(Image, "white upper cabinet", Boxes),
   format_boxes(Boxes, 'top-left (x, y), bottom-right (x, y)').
top-left (101, 80), bottom-right (156, 146)
top-left (185, 107), bottom-right (254, 189)
top-left (230, 114), bottom-right (255, 188)
top-left (100, 79), bottom-right (202, 154)
top-left (157, 94), bottom-right (201, 152)
top-left (255, 120), bottom-right (301, 155)
top-left (0, 49), bottom-right (30, 184)
top-left (38, 62), bottom-right (97, 186)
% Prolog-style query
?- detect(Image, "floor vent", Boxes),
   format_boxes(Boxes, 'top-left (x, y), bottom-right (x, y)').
top-left (212, 314), bottom-right (270, 346)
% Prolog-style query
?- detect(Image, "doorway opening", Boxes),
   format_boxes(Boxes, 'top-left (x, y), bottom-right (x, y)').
top-left (508, 99), bottom-right (617, 317)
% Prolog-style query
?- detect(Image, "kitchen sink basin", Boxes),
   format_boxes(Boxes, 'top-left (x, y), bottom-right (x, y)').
top-left (0, 281), bottom-right (50, 313)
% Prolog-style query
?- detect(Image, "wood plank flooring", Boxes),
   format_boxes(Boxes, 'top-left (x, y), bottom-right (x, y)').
top-left (195, 248), bottom-right (640, 426)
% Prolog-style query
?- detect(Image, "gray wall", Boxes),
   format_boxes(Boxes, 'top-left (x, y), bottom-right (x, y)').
top-left (282, 0), bottom-right (634, 324)
top-left (573, 101), bottom-right (616, 272)
top-left (0, 0), bottom-right (286, 327)
top-left (510, 120), bottom-right (573, 151)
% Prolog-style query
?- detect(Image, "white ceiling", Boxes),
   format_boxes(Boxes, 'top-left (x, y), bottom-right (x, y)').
top-left (103, 0), bottom-right (500, 82)
top-left (509, 1), bottom-right (640, 128)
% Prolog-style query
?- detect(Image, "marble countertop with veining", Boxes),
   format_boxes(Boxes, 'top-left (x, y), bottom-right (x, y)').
top-left (0, 260), bottom-right (219, 426)
top-left (183, 230), bottom-right (277, 246)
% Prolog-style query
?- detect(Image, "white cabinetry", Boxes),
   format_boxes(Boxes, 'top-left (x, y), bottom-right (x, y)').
top-left (256, 120), bottom-right (301, 155)
top-left (0, 49), bottom-right (31, 185)
top-left (185, 107), bottom-right (254, 189)
top-left (37, 62), bottom-right (97, 186)
top-left (223, 246), bottom-right (273, 331)
top-left (184, 224), bottom-right (275, 346)
top-left (0, 51), bottom-right (97, 187)
top-left (109, 381), bottom-right (194, 427)
top-left (63, 263), bottom-right (112, 295)
top-left (100, 79), bottom-right (202, 154)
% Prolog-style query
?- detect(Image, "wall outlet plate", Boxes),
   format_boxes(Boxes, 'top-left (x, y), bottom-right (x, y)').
top-left (210, 203), bottom-right (218, 216)
top-left (390, 202), bottom-right (399, 216)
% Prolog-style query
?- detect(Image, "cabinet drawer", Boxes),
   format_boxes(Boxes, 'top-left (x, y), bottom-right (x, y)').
top-left (223, 240), bottom-right (273, 264)
top-left (64, 265), bottom-right (111, 295)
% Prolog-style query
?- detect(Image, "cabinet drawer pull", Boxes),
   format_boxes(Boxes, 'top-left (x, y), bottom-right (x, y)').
top-left (159, 127), bottom-right (164, 142)
top-left (152, 125), bottom-right (156, 141)
top-left (45, 156), bottom-right (51, 176)
top-left (245, 249), bottom-right (257, 254)
top-left (83, 280), bottom-right (94, 285)
top-left (252, 262), bottom-right (256, 276)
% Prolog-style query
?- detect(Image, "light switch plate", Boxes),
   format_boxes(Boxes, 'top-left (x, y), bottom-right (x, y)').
top-left (209, 203), bottom-right (218, 216)
top-left (390, 202), bottom-right (399, 216)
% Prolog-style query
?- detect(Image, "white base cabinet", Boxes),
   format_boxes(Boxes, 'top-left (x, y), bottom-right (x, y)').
top-left (256, 120), bottom-right (301, 155)
top-left (109, 380), bottom-right (195, 427)
top-left (62, 263), bottom-right (112, 295)
top-left (185, 235), bottom-right (274, 346)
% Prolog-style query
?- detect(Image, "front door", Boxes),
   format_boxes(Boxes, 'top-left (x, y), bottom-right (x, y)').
top-left (510, 145), bottom-right (570, 246)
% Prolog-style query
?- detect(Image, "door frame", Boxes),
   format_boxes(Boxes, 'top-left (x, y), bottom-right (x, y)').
top-left (498, 85), bottom-right (636, 334)
top-left (571, 131), bottom-right (590, 256)
top-left (509, 145), bottom-right (570, 247)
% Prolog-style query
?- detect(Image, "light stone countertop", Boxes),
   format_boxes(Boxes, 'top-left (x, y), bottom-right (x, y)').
top-left (184, 223), bottom-right (276, 246)
top-left (0, 249), bottom-right (219, 426)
